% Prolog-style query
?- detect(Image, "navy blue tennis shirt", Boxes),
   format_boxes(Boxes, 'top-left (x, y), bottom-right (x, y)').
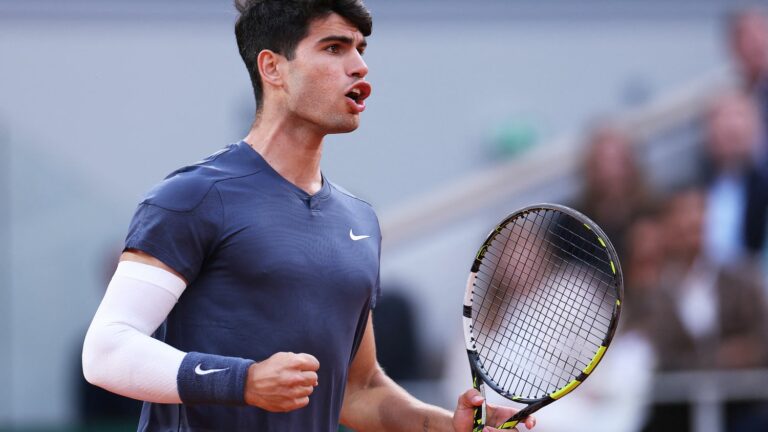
top-left (125, 141), bottom-right (381, 431)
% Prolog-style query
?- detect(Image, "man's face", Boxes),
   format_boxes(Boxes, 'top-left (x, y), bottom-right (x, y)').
top-left (280, 13), bottom-right (371, 134)
top-left (663, 190), bottom-right (705, 260)
top-left (707, 94), bottom-right (758, 171)
top-left (586, 128), bottom-right (635, 196)
top-left (732, 12), bottom-right (768, 79)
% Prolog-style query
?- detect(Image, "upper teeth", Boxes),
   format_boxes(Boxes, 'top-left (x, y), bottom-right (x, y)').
top-left (350, 88), bottom-right (361, 97)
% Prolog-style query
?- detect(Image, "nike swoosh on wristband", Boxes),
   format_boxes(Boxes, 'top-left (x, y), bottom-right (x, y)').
top-left (349, 229), bottom-right (370, 241)
top-left (194, 364), bottom-right (230, 376)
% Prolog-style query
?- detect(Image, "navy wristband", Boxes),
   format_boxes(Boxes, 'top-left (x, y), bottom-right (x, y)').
top-left (177, 352), bottom-right (255, 405)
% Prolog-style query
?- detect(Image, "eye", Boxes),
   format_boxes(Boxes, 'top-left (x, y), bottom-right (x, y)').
top-left (325, 44), bottom-right (340, 54)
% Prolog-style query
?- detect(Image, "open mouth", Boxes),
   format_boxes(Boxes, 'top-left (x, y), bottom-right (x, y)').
top-left (345, 82), bottom-right (371, 105)
top-left (346, 89), bottom-right (362, 103)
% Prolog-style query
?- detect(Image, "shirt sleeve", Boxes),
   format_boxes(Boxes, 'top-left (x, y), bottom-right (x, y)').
top-left (125, 187), bottom-right (223, 283)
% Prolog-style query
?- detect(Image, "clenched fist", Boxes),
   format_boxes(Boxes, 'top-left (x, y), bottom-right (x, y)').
top-left (244, 352), bottom-right (320, 412)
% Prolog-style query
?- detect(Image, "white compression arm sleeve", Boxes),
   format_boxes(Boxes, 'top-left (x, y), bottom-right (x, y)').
top-left (82, 261), bottom-right (187, 403)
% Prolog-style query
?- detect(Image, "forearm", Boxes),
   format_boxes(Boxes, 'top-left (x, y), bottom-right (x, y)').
top-left (82, 261), bottom-right (186, 403)
top-left (82, 260), bottom-right (253, 405)
top-left (83, 318), bottom-right (185, 403)
top-left (341, 369), bottom-right (453, 432)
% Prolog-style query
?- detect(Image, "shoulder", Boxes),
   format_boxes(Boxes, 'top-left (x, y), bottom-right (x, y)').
top-left (142, 142), bottom-right (262, 212)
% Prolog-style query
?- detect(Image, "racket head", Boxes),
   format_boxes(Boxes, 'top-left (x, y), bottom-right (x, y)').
top-left (463, 203), bottom-right (623, 406)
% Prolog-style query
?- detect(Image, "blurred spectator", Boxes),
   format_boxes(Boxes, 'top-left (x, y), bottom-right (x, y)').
top-left (700, 92), bottom-right (768, 265)
top-left (621, 214), bottom-right (665, 335)
top-left (650, 187), bottom-right (768, 371)
top-left (643, 187), bottom-right (768, 432)
top-left (730, 9), bottom-right (768, 93)
top-left (729, 8), bottom-right (768, 131)
top-left (574, 125), bottom-right (655, 262)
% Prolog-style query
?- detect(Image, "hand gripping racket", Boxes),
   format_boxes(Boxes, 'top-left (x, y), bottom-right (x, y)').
top-left (462, 204), bottom-right (623, 430)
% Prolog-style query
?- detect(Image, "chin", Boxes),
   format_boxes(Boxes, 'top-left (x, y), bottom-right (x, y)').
top-left (325, 119), bottom-right (360, 134)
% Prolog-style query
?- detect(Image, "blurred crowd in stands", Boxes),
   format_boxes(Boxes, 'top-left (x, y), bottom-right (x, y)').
top-left (563, 8), bottom-right (768, 432)
top-left (442, 7), bottom-right (768, 432)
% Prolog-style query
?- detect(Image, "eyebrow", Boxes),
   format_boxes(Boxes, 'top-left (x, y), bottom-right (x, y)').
top-left (316, 35), bottom-right (367, 50)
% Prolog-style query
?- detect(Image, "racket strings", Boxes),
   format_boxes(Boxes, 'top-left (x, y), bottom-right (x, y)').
top-left (545, 223), bottom-right (616, 281)
top-left (479, 244), bottom-right (615, 324)
top-left (478, 214), bottom-right (578, 395)
top-left (476, 224), bottom-right (552, 391)
top-left (478, 251), bottom-right (610, 398)
top-left (480, 246), bottom-right (612, 398)
top-left (477, 267), bottom-right (587, 395)
top-left (478, 220), bottom-right (582, 390)
top-left (479, 251), bottom-right (594, 394)
top-left (471, 209), bottom-right (617, 399)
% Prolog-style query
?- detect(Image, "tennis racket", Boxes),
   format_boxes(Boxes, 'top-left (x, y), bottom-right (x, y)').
top-left (462, 203), bottom-right (623, 430)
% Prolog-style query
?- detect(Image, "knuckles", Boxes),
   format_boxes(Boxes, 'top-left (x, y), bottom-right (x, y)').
top-left (245, 352), bottom-right (320, 413)
top-left (274, 397), bottom-right (309, 412)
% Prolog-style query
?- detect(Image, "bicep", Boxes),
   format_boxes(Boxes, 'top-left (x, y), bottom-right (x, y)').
top-left (346, 314), bottom-right (380, 393)
top-left (94, 254), bottom-right (186, 333)
top-left (122, 249), bottom-right (188, 284)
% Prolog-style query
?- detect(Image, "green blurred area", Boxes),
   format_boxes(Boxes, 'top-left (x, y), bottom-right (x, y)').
top-left (491, 118), bottom-right (539, 160)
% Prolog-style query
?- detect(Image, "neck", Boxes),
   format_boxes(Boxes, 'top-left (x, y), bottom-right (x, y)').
top-left (244, 108), bottom-right (325, 195)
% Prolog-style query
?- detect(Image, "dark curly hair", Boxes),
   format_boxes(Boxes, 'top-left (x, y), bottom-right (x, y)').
top-left (234, 0), bottom-right (372, 112)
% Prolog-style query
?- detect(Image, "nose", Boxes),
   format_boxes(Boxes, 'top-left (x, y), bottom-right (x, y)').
top-left (348, 51), bottom-right (368, 79)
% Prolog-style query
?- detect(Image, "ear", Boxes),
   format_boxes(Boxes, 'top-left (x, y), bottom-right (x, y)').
top-left (257, 49), bottom-right (285, 89)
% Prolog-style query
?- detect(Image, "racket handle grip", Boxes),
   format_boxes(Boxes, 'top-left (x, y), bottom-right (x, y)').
top-left (472, 405), bottom-right (484, 432)
top-left (499, 419), bottom-right (520, 429)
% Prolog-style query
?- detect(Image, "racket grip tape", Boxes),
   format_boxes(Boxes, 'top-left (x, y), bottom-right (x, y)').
top-left (499, 419), bottom-right (520, 429)
top-left (499, 399), bottom-right (548, 430)
top-left (472, 405), bottom-right (484, 431)
top-left (475, 410), bottom-right (519, 430)
top-left (470, 364), bottom-right (487, 431)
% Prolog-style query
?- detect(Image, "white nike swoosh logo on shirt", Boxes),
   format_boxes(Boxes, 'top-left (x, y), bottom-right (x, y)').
top-left (349, 229), bottom-right (370, 241)
top-left (194, 364), bottom-right (229, 376)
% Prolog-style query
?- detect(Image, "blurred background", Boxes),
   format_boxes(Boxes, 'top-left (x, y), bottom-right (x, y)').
top-left (3, 0), bottom-right (768, 431)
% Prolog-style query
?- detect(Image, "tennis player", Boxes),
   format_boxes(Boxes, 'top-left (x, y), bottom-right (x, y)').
top-left (82, 1), bottom-right (535, 430)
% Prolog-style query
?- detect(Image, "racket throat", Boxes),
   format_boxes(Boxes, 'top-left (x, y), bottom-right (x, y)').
top-left (501, 397), bottom-right (554, 429)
